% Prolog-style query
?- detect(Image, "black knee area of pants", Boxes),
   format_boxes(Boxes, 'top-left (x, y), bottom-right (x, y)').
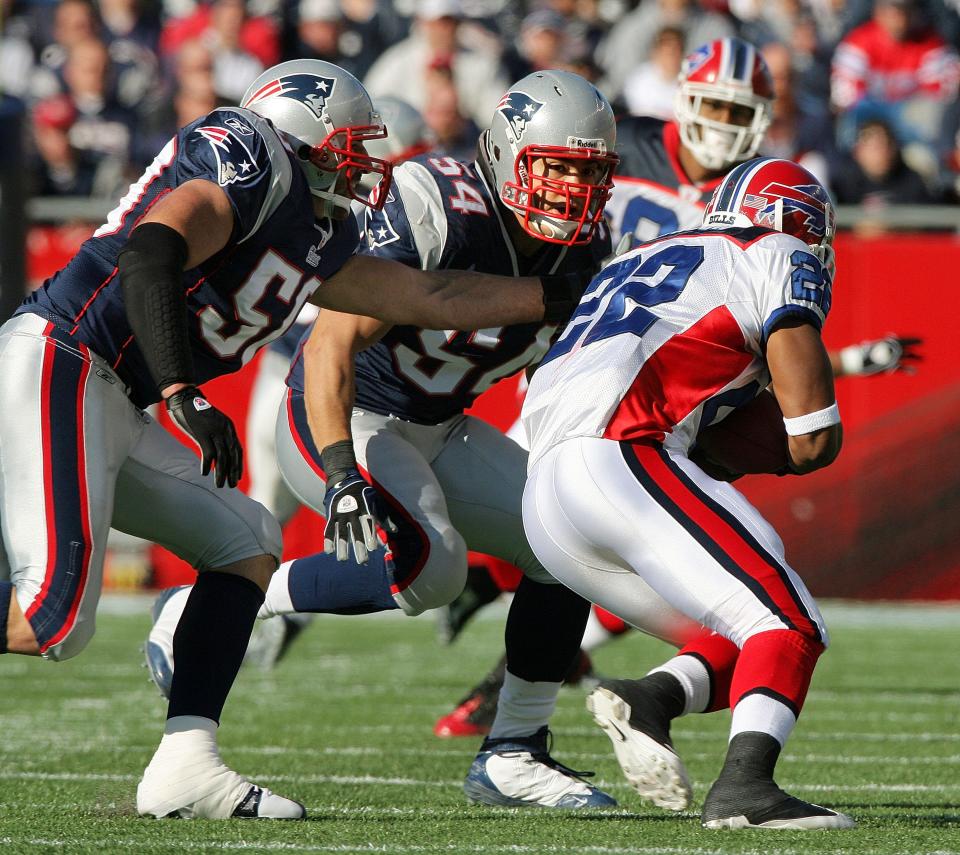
top-left (0, 581), bottom-right (12, 654)
top-left (505, 577), bottom-right (590, 683)
top-left (167, 571), bottom-right (265, 723)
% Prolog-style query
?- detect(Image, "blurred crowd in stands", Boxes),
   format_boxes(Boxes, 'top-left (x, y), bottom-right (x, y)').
top-left (4, 0), bottom-right (960, 208)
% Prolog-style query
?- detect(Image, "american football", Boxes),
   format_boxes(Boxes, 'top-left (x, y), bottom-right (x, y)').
top-left (695, 389), bottom-right (790, 475)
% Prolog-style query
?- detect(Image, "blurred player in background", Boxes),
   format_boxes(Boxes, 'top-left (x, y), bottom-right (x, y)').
top-left (434, 35), bottom-right (923, 739)
top-left (149, 69), bottom-right (623, 809)
top-left (0, 57), bottom-right (581, 822)
top-left (523, 157), bottom-right (855, 829)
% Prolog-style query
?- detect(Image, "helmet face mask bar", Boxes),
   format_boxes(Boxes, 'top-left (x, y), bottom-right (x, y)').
top-left (502, 143), bottom-right (618, 246)
top-left (482, 69), bottom-right (618, 247)
top-left (296, 123), bottom-right (393, 211)
top-left (240, 59), bottom-right (394, 215)
top-left (675, 38), bottom-right (774, 172)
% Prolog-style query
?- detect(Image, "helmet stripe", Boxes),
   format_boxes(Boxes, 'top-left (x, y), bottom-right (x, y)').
top-left (732, 39), bottom-right (747, 83)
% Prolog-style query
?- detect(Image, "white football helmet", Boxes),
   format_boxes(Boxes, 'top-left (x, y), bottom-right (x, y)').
top-left (241, 59), bottom-right (392, 215)
top-left (480, 69), bottom-right (618, 246)
top-left (675, 38), bottom-right (774, 172)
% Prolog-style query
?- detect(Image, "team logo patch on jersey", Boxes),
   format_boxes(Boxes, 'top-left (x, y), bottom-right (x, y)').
top-left (496, 91), bottom-right (544, 143)
top-left (196, 125), bottom-right (262, 186)
top-left (747, 182), bottom-right (831, 238)
top-left (243, 73), bottom-right (336, 122)
top-left (365, 208), bottom-right (401, 250)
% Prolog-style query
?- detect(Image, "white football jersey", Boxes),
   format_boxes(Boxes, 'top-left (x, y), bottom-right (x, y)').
top-left (522, 227), bottom-right (832, 468)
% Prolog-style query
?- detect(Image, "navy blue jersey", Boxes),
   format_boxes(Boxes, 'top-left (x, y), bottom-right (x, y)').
top-left (287, 154), bottom-right (610, 424)
top-left (606, 117), bottom-right (722, 247)
top-left (19, 107), bottom-right (359, 408)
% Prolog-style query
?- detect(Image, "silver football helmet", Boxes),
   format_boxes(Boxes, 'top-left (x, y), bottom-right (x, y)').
top-left (367, 97), bottom-right (431, 163)
top-left (480, 69), bottom-right (618, 246)
top-left (241, 59), bottom-right (392, 216)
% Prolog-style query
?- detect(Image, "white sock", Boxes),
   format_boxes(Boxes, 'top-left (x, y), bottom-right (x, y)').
top-left (258, 560), bottom-right (295, 619)
top-left (648, 654), bottom-right (712, 715)
top-left (730, 693), bottom-right (797, 747)
top-left (580, 608), bottom-right (614, 653)
top-left (139, 715), bottom-right (250, 819)
top-left (488, 671), bottom-right (560, 739)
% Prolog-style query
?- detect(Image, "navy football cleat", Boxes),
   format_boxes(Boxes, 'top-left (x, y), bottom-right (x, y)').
top-left (464, 726), bottom-right (617, 809)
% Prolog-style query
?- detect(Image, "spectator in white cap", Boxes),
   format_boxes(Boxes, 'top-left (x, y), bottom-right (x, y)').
top-left (363, 0), bottom-right (508, 128)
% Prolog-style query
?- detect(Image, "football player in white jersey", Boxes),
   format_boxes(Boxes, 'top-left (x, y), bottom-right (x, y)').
top-left (434, 35), bottom-right (922, 741)
top-left (522, 157), bottom-right (855, 830)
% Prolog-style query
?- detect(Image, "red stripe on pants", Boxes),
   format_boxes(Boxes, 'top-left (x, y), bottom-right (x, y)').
top-left (629, 443), bottom-right (819, 639)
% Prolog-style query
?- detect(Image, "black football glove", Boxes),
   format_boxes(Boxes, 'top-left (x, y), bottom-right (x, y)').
top-left (322, 469), bottom-right (396, 564)
top-left (838, 335), bottom-right (923, 376)
top-left (165, 385), bottom-right (243, 488)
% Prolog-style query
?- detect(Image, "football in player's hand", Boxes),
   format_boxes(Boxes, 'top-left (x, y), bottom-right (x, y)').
top-left (695, 390), bottom-right (789, 476)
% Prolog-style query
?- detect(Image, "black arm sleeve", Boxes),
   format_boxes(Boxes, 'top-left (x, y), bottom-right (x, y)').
top-left (118, 222), bottom-right (194, 391)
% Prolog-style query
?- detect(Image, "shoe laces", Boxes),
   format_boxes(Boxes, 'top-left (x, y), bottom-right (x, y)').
top-left (483, 727), bottom-right (598, 782)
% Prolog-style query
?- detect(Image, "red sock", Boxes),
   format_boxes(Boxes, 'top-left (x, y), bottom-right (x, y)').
top-left (677, 631), bottom-right (740, 712)
top-left (730, 629), bottom-right (825, 715)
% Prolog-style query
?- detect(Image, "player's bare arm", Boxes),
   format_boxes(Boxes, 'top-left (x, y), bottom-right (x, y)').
top-left (310, 255), bottom-right (584, 331)
top-left (303, 309), bottom-right (389, 451)
top-left (766, 319), bottom-right (842, 474)
top-left (117, 178), bottom-right (243, 487)
top-left (303, 310), bottom-right (394, 563)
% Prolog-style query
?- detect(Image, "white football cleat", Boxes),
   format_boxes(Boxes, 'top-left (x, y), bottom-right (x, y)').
top-left (463, 726), bottom-right (617, 809)
top-left (587, 684), bottom-right (692, 810)
top-left (144, 585), bottom-right (191, 700)
top-left (137, 716), bottom-right (305, 820)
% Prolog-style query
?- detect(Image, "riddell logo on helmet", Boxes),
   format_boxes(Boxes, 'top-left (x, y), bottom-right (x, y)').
top-left (566, 136), bottom-right (607, 153)
top-left (244, 73), bottom-right (337, 121)
top-left (496, 91), bottom-right (544, 143)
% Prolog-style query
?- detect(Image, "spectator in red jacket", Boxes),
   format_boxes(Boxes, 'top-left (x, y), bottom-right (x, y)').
top-left (831, 0), bottom-right (960, 150)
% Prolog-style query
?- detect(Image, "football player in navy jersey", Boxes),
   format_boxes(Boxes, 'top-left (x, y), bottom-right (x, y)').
top-left (0, 58), bottom-right (590, 821)
top-left (147, 69), bottom-right (623, 809)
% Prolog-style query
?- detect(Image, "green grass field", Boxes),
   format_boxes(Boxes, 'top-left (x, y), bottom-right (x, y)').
top-left (1, 598), bottom-right (958, 854)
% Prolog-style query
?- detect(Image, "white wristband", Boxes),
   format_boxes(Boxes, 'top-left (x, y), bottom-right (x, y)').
top-left (782, 402), bottom-right (841, 436)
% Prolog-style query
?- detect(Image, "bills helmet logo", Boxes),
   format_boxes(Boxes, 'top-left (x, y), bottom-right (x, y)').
top-left (195, 125), bottom-right (262, 186)
top-left (745, 182), bottom-right (832, 239)
top-left (243, 73), bottom-right (337, 121)
top-left (682, 43), bottom-right (713, 78)
top-left (706, 158), bottom-right (834, 248)
top-left (496, 91), bottom-right (544, 144)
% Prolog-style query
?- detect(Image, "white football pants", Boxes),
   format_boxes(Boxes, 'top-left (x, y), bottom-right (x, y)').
top-left (523, 436), bottom-right (828, 650)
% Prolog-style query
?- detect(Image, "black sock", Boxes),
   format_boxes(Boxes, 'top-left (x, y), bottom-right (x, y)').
top-left (718, 732), bottom-right (782, 780)
top-left (445, 565), bottom-right (502, 636)
top-left (0, 581), bottom-right (12, 654)
top-left (167, 571), bottom-right (265, 723)
top-left (505, 577), bottom-right (590, 682)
